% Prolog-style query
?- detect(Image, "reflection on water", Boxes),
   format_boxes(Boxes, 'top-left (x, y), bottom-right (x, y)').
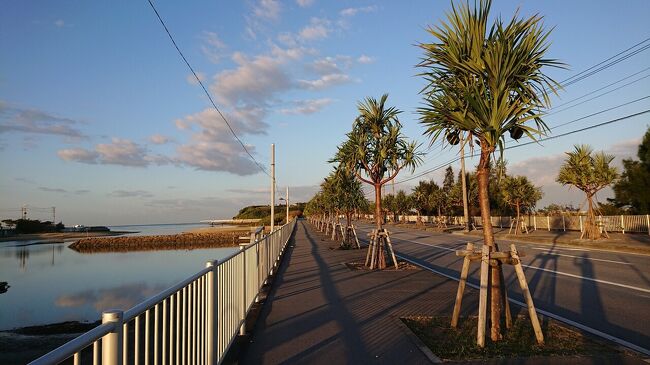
top-left (56, 282), bottom-right (169, 312)
top-left (0, 223), bottom-right (237, 330)
top-left (3, 244), bottom-right (66, 270)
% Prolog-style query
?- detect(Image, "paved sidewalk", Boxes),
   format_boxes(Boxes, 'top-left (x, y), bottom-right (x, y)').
top-left (238, 220), bottom-right (646, 364)
top-left (239, 220), bottom-right (465, 364)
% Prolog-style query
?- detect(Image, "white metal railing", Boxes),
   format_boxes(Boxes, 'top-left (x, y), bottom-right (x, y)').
top-left (29, 219), bottom-right (296, 365)
top-left (362, 213), bottom-right (650, 234)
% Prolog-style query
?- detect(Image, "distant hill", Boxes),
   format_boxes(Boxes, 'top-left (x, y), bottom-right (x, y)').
top-left (233, 203), bottom-right (305, 225)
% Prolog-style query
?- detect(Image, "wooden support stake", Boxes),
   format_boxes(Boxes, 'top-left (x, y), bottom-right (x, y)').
top-left (365, 230), bottom-right (375, 267)
top-left (352, 225), bottom-right (361, 249)
top-left (477, 245), bottom-right (490, 348)
top-left (384, 231), bottom-right (399, 269)
top-left (452, 243), bottom-right (473, 328)
top-left (500, 267), bottom-right (512, 329)
top-left (510, 244), bottom-right (544, 345)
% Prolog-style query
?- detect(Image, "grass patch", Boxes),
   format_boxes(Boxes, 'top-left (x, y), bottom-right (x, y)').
top-left (402, 315), bottom-right (621, 361)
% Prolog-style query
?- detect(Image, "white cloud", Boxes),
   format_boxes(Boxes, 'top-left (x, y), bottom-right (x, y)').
top-left (227, 185), bottom-right (318, 202)
top-left (309, 55), bottom-right (352, 75)
top-left (0, 102), bottom-right (86, 140)
top-left (280, 98), bottom-right (333, 115)
top-left (296, 0), bottom-right (314, 7)
top-left (149, 134), bottom-right (171, 145)
top-left (95, 138), bottom-right (149, 167)
top-left (39, 186), bottom-right (67, 193)
top-left (172, 107), bottom-right (267, 175)
top-left (253, 0), bottom-right (281, 20)
top-left (54, 19), bottom-right (65, 28)
top-left (211, 52), bottom-right (291, 108)
top-left (58, 148), bottom-right (100, 164)
top-left (186, 72), bottom-right (205, 85)
top-left (298, 73), bottom-right (351, 90)
top-left (340, 6), bottom-right (377, 17)
top-left (58, 139), bottom-right (159, 167)
top-left (298, 17), bottom-right (331, 41)
top-left (357, 54), bottom-right (374, 64)
top-left (109, 190), bottom-right (154, 198)
top-left (200, 31), bottom-right (227, 64)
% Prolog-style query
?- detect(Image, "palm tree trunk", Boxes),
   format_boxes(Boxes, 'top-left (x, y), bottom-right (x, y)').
top-left (515, 202), bottom-right (521, 235)
top-left (374, 184), bottom-right (382, 230)
top-left (477, 145), bottom-right (502, 341)
top-left (587, 193), bottom-right (597, 240)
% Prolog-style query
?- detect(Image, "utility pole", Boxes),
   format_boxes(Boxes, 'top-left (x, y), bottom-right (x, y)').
top-left (270, 144), bottom-right (276, 233)
top-left (52, 207), bottom-right (56, 224)
top-left (22, 205), bottom-right (27, 220)
top-left (460, 135), bottom-right (470, 232)
top-left (286, 186), bottom-right (289, 224)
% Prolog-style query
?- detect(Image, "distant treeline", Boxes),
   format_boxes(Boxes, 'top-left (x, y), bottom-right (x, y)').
top-left (1, 219), bottom-right (64, 234)
top-left (234, 203), bottom-right (305, 226)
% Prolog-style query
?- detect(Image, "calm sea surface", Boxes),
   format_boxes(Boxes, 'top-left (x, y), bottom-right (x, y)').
top-left (0, 223), bottom-right (238, 330)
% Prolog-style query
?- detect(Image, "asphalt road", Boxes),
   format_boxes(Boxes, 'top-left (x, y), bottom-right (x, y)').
top-left (354, 222), bottom-right (650, 355)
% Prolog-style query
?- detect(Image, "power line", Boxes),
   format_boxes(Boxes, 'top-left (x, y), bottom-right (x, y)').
top-left (416, 40), bottom-right (650, 167)
top-left (393, 109), bottom-right (650, 185)
top-left (549, 95), bottom-right (649, 131)
top-left (557, 37), bottom-right (650, 87)
top-left (145, 0), bottom-right (270, 177)
top-left (549, 67), bottom-right (650, 113)
top-left (560, 44), bottom-right (650, 89)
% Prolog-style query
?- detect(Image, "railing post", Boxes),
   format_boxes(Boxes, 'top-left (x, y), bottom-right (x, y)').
top-left (621, 215), bottom-right (625, 234)
top-left (205, 260), bottom-right (218, 365)
top-left (239, 244), bottom-right (247, 336)
top-left (102, 310), bottom-right (124, 365)
top-left (579, 215), bottom-right (583, 232)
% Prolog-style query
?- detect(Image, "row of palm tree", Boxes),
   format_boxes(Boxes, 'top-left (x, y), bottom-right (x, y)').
top-left (304, 0), bottom-right (621, 344)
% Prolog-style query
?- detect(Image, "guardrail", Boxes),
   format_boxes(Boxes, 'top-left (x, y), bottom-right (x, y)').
top-left (363, 214), bottom-right (650, 234)
top-left (29, 219), bottom-right (296, 365)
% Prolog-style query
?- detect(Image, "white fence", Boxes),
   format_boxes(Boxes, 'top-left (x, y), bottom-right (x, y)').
top-left (369, 214), bottom-right (650, 234)
top-left (29, 220), bottom-right (296, 365)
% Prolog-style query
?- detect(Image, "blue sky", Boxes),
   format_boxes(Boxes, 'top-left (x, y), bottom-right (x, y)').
top-left (1, 0), bottom-right (649, 225)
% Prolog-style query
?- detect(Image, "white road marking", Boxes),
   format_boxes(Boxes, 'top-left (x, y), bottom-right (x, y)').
top-left (379, 234), bottom-right (650, 294)
top-left (528, 248), bottom-right (633, 265)
top-left (518, 264), bottom-right (650, 293)
top-left (394, 253), bottom-right (650, 357)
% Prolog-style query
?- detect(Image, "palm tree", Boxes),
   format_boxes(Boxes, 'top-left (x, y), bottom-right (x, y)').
top-left (557, 145), bottom-right (618, 240)
top-left (500, 175), bottom-right (543, 234)
top-left (394, 190), bottom-right (412, 222)
top-left (412, 180), bottom-right (437, 225)
top-left (332, 94), bottom-right (422, 268)
top-left (417, 0), bottom-right (562, 341)
top-left (329, 167), bottom-right (368, 247)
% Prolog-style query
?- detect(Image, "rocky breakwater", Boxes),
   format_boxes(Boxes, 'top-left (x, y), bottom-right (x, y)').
top-left (69, 230), bottom-right (250, 253)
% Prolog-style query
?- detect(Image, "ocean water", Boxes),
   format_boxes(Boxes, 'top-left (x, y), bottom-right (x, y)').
top-left (0, 223), bottom-right (239, 330)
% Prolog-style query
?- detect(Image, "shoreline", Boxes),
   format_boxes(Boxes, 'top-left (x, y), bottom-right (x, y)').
top-left (0, 231), bottom-right (134, 244)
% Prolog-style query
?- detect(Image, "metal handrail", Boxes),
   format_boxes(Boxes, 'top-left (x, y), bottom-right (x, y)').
top-left (123, 267), bottom-right (212, 322)
top-left (29, 322), bottom-right (115, 364)
top-left (29, 218), bottom-right (297, 365)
